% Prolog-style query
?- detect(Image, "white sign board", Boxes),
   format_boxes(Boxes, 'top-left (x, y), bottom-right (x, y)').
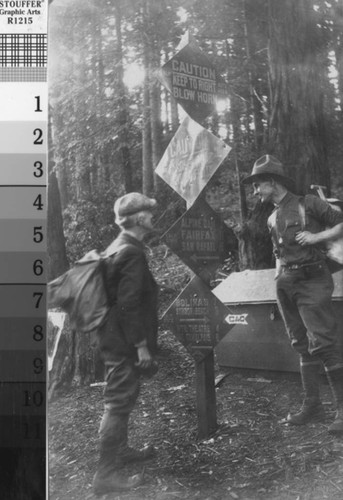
top-left (155, 115), bottom-right (231, 205)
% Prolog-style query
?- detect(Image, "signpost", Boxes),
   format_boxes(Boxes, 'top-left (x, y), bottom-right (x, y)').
top-left (161, 276), bottom-right (233, 438)
top-left (157, 33), bottom-right (232, 438)
top-left (162, 197), bottom-right (237, 284)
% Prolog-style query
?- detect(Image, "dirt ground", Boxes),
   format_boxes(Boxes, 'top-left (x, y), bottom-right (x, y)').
top-left (49, 329), bottom-right (343, 500)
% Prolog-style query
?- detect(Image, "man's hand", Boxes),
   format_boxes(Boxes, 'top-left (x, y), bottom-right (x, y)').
top-left (135, 345), bottom-right (153, 369)
top-left (295, 231), bottom-right (319, 246)
top-left (296, 222), bottom-right (343, 247)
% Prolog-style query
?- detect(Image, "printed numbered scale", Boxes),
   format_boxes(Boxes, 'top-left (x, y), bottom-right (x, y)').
top-left (0, 85), bottom-right (47, 496)
top-left (0, 0), bottom-right (48, 495)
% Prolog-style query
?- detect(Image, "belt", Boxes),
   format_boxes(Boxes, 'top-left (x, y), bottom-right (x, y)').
top-left (283, 260), bottom-right (322, 270)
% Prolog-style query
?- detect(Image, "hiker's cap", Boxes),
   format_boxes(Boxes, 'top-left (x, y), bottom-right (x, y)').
top-left (114, 192), bottom-right (157, 220)
top-left (242, 154), bottom-right (294, 191)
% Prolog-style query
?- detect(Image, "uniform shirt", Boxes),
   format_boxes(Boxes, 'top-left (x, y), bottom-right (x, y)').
top-left (267, 191), bottom-right (343, 266)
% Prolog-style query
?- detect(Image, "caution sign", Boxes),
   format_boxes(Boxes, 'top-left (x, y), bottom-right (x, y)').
top-left (159, 37), bottom-right (228, 122)
top-left (161, 276), bottom-right (233, 362)
top-left (162, 198), bottom-right (237, 284)
top-left (155, 115), bottom-right (231, 206)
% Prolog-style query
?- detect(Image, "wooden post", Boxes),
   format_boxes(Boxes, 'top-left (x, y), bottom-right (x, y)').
top-left (195, 349), bottom-right (217, 439)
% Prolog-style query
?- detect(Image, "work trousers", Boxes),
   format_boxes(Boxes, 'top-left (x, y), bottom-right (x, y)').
top-left (276, 261), bottom-right (342, 369)
top-left (102, 357), bottom-right (140, 415)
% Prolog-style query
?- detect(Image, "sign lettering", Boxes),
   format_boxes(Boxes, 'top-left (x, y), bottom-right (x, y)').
top-left (162, 198), bottom-right (237, 284)
top-left (160, 39), bottom-right (228, 122)
top-left (161, 276), bottom-right (233, 361)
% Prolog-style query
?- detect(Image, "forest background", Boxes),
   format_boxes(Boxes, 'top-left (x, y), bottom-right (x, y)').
top-left (47, 0), bottom-right (343, 387)
top-left (47, 0), bottom-right (343, 280)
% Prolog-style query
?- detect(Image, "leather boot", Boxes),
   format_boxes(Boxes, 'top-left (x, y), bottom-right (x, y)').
top-left (93, 442), bottom-right (144, 496)
top-left (115, 414), bottom-right (156, 468)
top-left (326, 367), bottom-right (343, 435)
top-left (93, 411), bottom-right (144, 496)
top-left (286, 361), bottom-right (325, 425)
top-left (116, 444), bottom-right (156, 467)
top-left (93, 448), bottom-right (144, 495)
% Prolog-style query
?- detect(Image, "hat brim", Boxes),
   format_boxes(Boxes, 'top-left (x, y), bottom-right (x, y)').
top-left (242, 173), bottom-right (295, 191)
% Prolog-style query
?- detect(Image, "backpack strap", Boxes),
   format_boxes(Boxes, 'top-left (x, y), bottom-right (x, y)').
top-left (268, 209), bottom-right (281, 250)
top-left (101, 242), bottom-right (136, 304)
top-left (298, 197), bottom-right (306, 231)
top-left (103, 241), bottom-right (129, 258)
top-left (268, 209), bottom-right (278, 239)
top-left (100, 244), bottom-right (124, 305)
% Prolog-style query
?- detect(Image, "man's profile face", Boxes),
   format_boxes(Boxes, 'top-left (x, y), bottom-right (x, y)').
top-left (138, 210), bottom-right (154, 232)
top-left (252, 179), bottom-right (274, 203)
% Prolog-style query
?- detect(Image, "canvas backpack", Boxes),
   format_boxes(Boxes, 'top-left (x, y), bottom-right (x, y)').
top-left (298, 189), bottom-right (343, 273)
top-left (48, 244), bottom-right (127, 334)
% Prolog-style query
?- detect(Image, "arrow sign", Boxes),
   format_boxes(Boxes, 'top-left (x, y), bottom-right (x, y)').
top-left (161, 275), bottom-right (233, 362)
top-left (159, 33), bottom-right (228, 122)
top-left (161, 197), bottom-right (237, 284)
top-left (155, 115), bottom-right (231, 206)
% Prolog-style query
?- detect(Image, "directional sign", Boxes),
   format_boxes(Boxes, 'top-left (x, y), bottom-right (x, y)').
top-left (159, 35), bottom-right (228, 122)
top-left (162, 197), bottom-right (237, 284)
top-left (161, 275), bottom-right (233, 362)
top-left (155, 115), bottom-right (231, 206)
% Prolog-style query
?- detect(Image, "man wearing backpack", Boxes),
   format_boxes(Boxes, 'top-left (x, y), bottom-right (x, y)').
top-left (93, 192), bottom-right (159, 496)
top-left (242, 155), bottom-right (343, 434)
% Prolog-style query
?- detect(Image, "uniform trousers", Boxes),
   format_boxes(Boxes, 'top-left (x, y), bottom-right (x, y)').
top-left (276, 261), bottom-right (342, 369)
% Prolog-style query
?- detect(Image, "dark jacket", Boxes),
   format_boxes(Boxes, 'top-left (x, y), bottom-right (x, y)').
top-left (97, 232), bottom-right (158, 362)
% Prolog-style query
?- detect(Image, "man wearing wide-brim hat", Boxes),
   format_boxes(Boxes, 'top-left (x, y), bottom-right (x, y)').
top-left (93, 192), bottom-right (159, 495)
top-left (243, 155), bottom-right (343, 434)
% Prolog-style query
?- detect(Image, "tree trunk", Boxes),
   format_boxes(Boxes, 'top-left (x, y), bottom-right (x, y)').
top-left (47, 112), bottom-right (69, 281)
top-left (142, 0), bottom-right (154, 196)
top-left (235, 200), bottom-right (274, 270)
top-left (114, 2), bottom-right (133, 193)
top-left (48, 313), bottom-right (75, 400)
top-left (150, 40), bottom-right (164, 191)
top-left (243, 0), bottom-right (266, 151)
top-left (73, 333), bottom-right (97, 386)
top-left (96, 20), bottom-right (108, 193)
top-left (267, 0), bottom-right (329, 194)
top-left (170, 81), bottom-right (179, 132)
top-left (335, 46), bottom-right (343, 113)
top-left (332, 1), bottom-right (343, 115)
top-left (234, 153), bottom-right (248, 223)
top-left (56, 161), bottom-right (69, 210)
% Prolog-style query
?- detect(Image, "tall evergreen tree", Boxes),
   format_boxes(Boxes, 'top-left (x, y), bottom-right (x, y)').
top-left (267, 0), bottom-right (330, 193)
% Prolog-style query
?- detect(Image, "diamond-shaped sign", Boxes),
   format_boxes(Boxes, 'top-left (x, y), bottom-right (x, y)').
top-left (161, 275), bottom-right (233, 362)
top-left (162, 198), bottom-right (237, 284)
top-left (155, 115), bottom-right (231, 206)
top-left (159, 36), bottom-right (228, 122)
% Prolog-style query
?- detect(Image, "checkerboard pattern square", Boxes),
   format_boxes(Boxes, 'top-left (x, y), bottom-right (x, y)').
top-left (0, 34), bottom-right (47, 67)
